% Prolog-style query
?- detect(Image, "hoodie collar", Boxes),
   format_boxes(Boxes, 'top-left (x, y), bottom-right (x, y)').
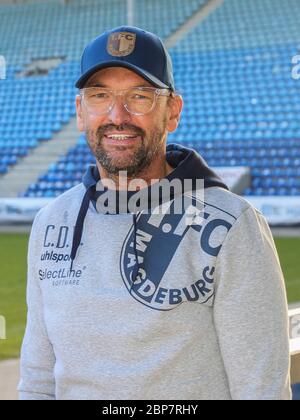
top-left (70, 143), bottom-right (228, 270)
top-left (82, 143), bottom-right (228, 214)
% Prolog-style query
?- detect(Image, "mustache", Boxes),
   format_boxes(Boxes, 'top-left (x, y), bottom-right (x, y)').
top-left (96, 124), bottom-right (145, 138)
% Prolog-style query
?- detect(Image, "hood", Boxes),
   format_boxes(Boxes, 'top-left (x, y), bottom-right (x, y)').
top-left (70, 143), bottom-right (228, 275)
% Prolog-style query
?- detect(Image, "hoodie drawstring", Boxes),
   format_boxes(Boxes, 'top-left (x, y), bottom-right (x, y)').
top-left (130, 213), bottom-right (140, 293)
top-left (70, 186), bottom-right (94, 271)
top-left (69, 186), bottom-right (141, 285)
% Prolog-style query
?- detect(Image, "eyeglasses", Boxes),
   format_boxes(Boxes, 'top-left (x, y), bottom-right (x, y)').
top-left (80, 86), bottom-right (172, 116)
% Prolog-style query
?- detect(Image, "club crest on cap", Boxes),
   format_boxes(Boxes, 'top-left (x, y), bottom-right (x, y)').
top-left (107, 32), bottom-right (136, 57)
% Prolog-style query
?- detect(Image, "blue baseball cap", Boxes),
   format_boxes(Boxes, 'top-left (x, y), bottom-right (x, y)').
top-left (75, 26), bottom-right (175, 91)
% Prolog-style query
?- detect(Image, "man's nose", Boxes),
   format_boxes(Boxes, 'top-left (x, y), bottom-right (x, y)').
top-left (107, 96), bottom-right (131, 125)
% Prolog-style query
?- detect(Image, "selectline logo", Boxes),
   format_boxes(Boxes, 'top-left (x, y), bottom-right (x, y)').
top-left (292, 55), bottom-right (300, 80)
top-left (0, 315), bottom-right (6, 340)
top-left (0, 55), bottom-right (6, 80)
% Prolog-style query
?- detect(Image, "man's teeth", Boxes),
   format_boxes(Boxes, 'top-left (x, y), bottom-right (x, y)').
top-left (106, 134), bottom-right (137, 140)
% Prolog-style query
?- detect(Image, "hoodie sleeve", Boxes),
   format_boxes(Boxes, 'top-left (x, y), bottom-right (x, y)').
top-left (18, 210), bottom-right (56, 400)
top-left (213, 206), bottom-right (291, 400)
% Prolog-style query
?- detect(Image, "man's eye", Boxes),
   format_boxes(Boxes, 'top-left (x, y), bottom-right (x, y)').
top-left (93, 93), bottom-right (109, 98)
top-left (131, 94), bottom-right (149, 100)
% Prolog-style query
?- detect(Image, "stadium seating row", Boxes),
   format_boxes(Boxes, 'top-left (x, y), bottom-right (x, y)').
top-left (0, 0), bottom-right (300, 198)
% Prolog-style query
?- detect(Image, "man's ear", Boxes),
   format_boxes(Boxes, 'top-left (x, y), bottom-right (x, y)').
top-left (76, 95), bottom-right (85, 132)
top-left (166, 94), bottom-right (183, 133)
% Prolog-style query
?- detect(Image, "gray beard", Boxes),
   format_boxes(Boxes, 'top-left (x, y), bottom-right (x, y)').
top-left (86, 126), bottom-right (165, 178)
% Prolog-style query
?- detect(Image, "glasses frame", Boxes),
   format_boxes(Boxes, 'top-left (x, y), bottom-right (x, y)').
top-left (79, 86), bottom-right (173, 116)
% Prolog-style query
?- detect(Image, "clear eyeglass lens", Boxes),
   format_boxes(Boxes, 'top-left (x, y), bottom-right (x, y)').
top-left (82, 87), bottom-right (162, 115)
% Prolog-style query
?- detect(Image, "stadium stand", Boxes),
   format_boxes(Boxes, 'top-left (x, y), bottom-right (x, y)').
top-left (0, 0), bottom-right (207, 67)
top-left (2, 0), bottom-right (297, 198)
top-left (0, 0), bottom-right (208, 187)
top-left (171, 0), bottom-right (300, 196)
top-left (0, 0), bottom-right (128, 177)
top-left (0, 0), bottom-right (299, 198)
top-left (0, 63), bottom-right (78, 176)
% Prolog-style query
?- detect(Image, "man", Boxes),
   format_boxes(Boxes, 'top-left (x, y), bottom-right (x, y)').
top-left (19, 26), bottom-right (291, 400)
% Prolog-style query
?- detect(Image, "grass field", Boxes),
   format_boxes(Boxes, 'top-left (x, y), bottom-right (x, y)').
top-left (0, 233), bottom-right (299, 361)
top-left (0, 234), bottom-right (28, 361)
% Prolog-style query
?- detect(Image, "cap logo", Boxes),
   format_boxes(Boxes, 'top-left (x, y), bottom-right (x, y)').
top-left (107, 32), bottom-right (136, 57)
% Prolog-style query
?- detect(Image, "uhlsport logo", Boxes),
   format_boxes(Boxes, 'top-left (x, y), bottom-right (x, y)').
top-left (0, 55), bottom-right (6, 80)
top-left (120, 194), bottom-right (233, 311)
top-left (39, 224), bottom-right (86, 287)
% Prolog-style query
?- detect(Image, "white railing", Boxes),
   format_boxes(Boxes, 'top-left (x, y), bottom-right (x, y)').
top-left (289, 308), bottom-right (300, 355)
top-left (289, 307), bottom-right (300, 385)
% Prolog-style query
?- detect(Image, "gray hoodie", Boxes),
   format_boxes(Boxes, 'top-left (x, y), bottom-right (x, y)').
top-left (18, 144), bottom-right (291, 400)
